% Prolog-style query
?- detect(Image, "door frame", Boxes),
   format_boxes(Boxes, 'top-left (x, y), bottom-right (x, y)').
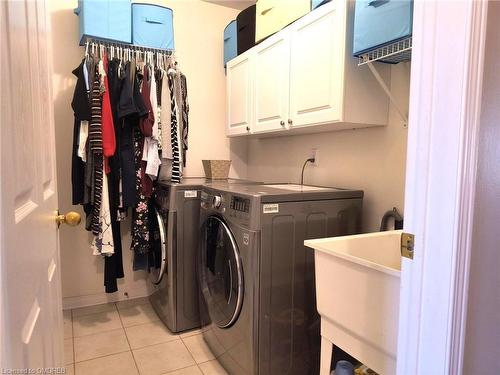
top-left (397, 0), bottom-right (488, 374)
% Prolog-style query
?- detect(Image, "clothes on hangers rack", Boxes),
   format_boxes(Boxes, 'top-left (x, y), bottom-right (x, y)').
top-left (70, 41), bottom-right (189, 292)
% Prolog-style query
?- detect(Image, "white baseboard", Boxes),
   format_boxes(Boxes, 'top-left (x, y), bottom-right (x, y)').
top-left (62, 283), bottom-right (153, 310)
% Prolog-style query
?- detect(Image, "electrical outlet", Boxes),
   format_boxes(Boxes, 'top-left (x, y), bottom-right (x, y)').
top-left (311, 148), bottom-right (319, 166)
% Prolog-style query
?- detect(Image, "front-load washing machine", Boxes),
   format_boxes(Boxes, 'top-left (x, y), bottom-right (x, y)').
top-left (150, 177), bottom-right (258, 333)
top-left (198, 183), bottom-right (363, 374)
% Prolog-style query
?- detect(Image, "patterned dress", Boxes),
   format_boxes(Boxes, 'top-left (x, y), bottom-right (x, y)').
top-left (131, 126), bottom-right (151, 259)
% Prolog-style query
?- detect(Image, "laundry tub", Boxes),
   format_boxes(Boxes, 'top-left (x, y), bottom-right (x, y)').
top-left (305, 230), bottom-right (403, 375)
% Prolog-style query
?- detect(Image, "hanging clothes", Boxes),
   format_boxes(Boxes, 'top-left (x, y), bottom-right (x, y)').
top-left (172, 69), bottom-right (184, 170)
top-left (70, 43), bottom-right (189, 292)
top-left (89, 57), bottom-right (115, 257)
top-left (103, 57), bottom-right (124, 293)
top-left (180, 73), bottom-right (189, 167)
top-left (160, 67), bottom-right (173, 180)
top-left (145, 64), bottom-right (161, 180)
top-left (71, 59), bottom-right (91, 205)
top-left (117, 61), bottom-right (147, 209)
top-left (168, 72), bottom-right (181, 183)
top-left (101, 56), bottom-right (116, 173)
top-left (131, 126), bottom-right (152, 270)
top-left (88, 69), bottom-right (104, 238)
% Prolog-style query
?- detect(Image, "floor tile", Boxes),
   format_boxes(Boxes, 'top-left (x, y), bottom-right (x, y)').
top-left (72, 310), bottom-right (122, 337)
top-left (133, 340), bottom-right (196, 375)
top-left (125, 321), bottom-right (179, 349)
top-left (182, 334), bottom-right (215, 364)
top-left (116, 297), bottom-right (150, 311)
top-left (75, 351), bottom-right (138, 375)
top-left (72, 303), bottom-right (117, 317)
top-left (74, 328), bottom-right (130, 362)
top-left (64, 314), bottom-right (73, 339)
top-left (198, 360), bottom-right (228, 375)
top-left (64, 338), bottom-right (74, 364)
top-left (179, 329), bottom-right (202, 339)
top-left (119, 303), bottom-right (159, 328)
top-left (162, 366), bottom-right (203, 375)
top-left (65, 364), bottom-right (75, 375)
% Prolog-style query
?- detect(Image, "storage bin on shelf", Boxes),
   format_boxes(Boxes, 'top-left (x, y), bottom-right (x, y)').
top-left (236, 4), bottom-right (256, 55)
top-left (74, 0), bottom-right (132, 45)
top-left (132, 3), bottom-right (174, 49)
top-left (353, 0), bottom-right (413, 57)
top-left (224, 20), bottom-right (237, 67)
top-left (255, 0), bottom-right (310, 43)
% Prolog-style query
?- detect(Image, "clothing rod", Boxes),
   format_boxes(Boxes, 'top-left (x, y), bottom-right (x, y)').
top-left (83, 37), bottom-right (175, 55)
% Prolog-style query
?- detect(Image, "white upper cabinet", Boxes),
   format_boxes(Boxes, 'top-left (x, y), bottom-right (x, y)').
top-left (253, 31), bottom-right (290, 134)
top-left (288, 2), bottom-right (342, 128)
top-left (226, 1), bottom-right (390, 137)
top-left (226, 52), bottom-right (254, 136)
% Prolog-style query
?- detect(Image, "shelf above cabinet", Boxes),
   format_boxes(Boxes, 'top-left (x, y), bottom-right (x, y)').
top-left (357, 36), bottom-right (412, 66)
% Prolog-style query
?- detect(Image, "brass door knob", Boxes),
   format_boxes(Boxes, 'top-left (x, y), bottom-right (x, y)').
top-left (56, 211), bottom-right (81, 227)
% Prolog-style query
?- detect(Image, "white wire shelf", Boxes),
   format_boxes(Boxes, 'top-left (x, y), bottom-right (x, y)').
top-left (358, 36), bottom-right (412, 66)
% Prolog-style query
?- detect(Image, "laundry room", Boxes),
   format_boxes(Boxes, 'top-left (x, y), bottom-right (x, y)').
top-left (2, 1), bottom-right (498, 375)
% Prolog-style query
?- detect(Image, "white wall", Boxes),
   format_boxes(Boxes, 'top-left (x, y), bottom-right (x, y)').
top-left (246, 63), bottom-right (410, 232)
top-left (50, 0), bottom-right (246, 307)
top-left (463, 2), bottom-right (500, 373)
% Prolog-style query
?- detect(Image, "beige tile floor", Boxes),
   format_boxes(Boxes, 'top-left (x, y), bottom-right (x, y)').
top-left (64, 298), bottom-right (228, 375)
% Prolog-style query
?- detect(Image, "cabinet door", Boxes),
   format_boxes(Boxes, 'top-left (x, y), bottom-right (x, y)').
top-left (253, 31), bottom-right (290, 134)
top-left (226, 52), bottom-right (254, 136)
top-left (289, 3), bottom-right (344, 128)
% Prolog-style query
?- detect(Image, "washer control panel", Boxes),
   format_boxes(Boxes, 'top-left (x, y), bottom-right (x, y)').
top-left (230, 196), bottom-right (250, 213)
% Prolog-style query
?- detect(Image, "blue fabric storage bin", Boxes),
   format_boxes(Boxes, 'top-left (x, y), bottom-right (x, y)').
top-left (224, 20), bottom-right (237, 66)
top-left (353, 0), bottom-right (413, 56)
top-left (311, 0), bottom-right (330, 10)
top-left (132, 3), bottom-right (174, 49)
top-left (74, 0), bottom-right (131, 45)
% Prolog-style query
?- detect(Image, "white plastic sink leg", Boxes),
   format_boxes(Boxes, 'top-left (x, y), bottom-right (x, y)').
top-left (320, 336), bottom-right (334, 375)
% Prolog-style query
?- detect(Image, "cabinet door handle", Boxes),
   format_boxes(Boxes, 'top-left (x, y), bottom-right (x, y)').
top-left (246, 126), bottom-right (250, 131)
top-left (261, 7), bottom-right (274, 15)
top-left (288, 119), bottom-right (293, 125)
top-left (280, 120), bottom-right (285, 126)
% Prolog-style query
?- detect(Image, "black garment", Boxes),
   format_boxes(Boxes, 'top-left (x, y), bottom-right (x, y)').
top-left (71, 59), bottom-right (92, 120)
top-left (118, 62), bottom-right (148, 209)
top-left (70, 59), bottom-right (91, 205)
top-left (104, 173), bottom-right (124, 293)
top-left (106, 58), bottom-right (123, 212)
top-left (131, 126), bottom-right (150, 271)
top-left (103, 58), bottom-right (125, 293)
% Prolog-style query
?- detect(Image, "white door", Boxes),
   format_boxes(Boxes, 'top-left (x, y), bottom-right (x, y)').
top-left (1, 0), bottom-right (65, 370)
top-left (253, 31), bottom-right (290, 134)
top-left (288, 2), bottom-right (343, 128)
top-left (226, 51), bottom-right (254, 136)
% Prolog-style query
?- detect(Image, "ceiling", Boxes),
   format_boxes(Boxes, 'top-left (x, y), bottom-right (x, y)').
top-left (202, 0), bottom-right (256, 10)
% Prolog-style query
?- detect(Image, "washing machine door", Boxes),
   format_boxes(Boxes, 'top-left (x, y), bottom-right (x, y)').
top-left (150, 207), bottom-right (167, 285)
top-left (201, 215), bottom-right (244, 328)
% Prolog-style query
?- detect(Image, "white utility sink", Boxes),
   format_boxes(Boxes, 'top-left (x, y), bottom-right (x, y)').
top-left (305, 230), bottom-right (404, 375)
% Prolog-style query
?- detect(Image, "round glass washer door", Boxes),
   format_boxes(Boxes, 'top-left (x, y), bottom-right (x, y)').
top-left (200, 215), bottom-right (244, 328)
top-left (150, 208), bottom-right (167, 285)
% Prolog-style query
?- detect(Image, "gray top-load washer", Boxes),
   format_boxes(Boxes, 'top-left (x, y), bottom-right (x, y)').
top-left (198, 184), bottom-right (363, 375)
top-left (150, 177), bottom-right (258, 333)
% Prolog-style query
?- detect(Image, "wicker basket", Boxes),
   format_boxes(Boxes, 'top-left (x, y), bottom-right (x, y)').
top-left (202, 160), bottom-right (231, 180)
